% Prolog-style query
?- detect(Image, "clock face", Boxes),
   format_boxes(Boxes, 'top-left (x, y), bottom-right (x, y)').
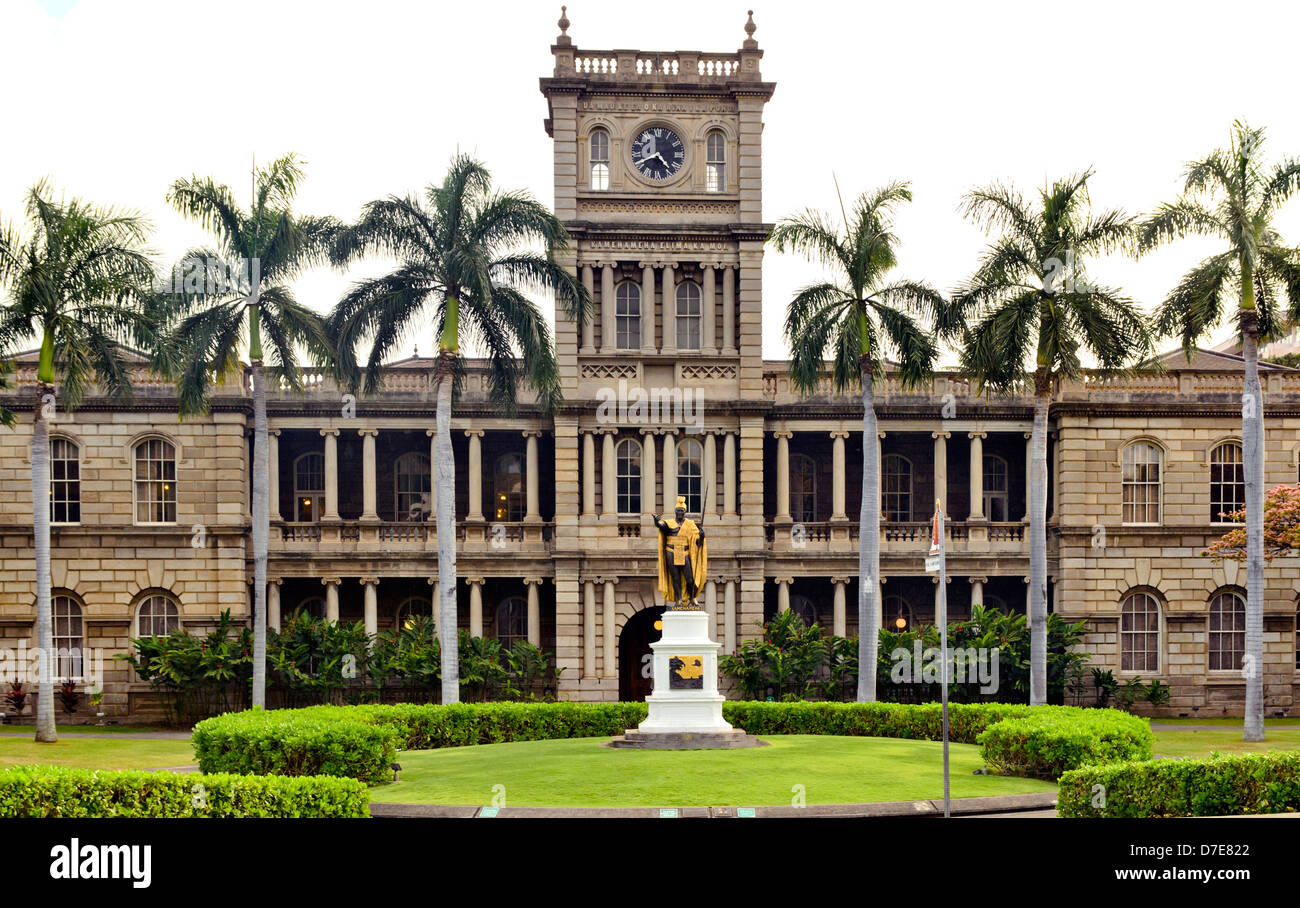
top-left (631, 126), bottom-right (685, 181)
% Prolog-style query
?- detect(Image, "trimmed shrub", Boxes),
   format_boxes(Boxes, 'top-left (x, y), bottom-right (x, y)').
top-left (192, 708), bottom-right (400, 782)
top-left (978, 708), bottom-right (1153, 780)
top-left (0, 766), bottom-right (369, 818)
top-left (723, 700), bottom-right (1043, 742)
top-left (1059, 752), bottom-right (1300, 818)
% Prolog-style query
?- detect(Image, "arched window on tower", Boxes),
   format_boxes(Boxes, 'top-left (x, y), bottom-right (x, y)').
top-left (615, 281), bottom-right (641, 350)
top-left (676, 281), bottom-right (702, 351)
top-left (590, 128), bottom-right (610, 191)
top-left (616, 438), bottom-right (642, 514)
top-left (705, 130), bottom-right (726, 192)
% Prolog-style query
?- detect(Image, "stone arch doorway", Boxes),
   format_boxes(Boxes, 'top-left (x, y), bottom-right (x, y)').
top-left (618, 605), bottom-right (666, 702)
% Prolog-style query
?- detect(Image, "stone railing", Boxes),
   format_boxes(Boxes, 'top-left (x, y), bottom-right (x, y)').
top-left (563, 49), bottom-right (752, 82)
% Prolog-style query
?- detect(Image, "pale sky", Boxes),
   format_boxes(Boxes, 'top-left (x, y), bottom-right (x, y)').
top-left (3, 0), bottom-right (1299, 365)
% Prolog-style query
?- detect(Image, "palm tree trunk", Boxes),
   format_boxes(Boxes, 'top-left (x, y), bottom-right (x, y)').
top-left (858, 364), bottom-right (880, 702)
top-left (1028, 382), bottom-right (1050, 705)
top-left (32, 383), bottom-right (56, 742)
top-left (1241, 313), bottom-right (1265, 741)
top-left (435, 356), bottom-right (459, 704)
top-left (250, 360), bottom-right (268, 709)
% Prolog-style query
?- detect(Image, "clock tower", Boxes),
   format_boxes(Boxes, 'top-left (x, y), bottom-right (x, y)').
top-left (541, 9), bottom-right (775, 702)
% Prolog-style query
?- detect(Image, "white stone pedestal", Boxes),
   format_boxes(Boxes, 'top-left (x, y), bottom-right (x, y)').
top-left (637, 609), bottom-right (733, 734)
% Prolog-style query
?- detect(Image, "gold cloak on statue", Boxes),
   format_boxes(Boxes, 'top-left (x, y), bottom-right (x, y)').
top-left (655, 515), bottom-right (708, 606)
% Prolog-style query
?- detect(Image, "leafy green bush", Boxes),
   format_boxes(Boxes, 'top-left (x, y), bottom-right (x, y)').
top-left (192, 708), bottom-right (401, 782)
top-left (1059, 752), bottom-right (1300, 817)
top-left (0, 765), bottom-right (369, 818)
top-left (977, 708), bottom-right (1153, 779)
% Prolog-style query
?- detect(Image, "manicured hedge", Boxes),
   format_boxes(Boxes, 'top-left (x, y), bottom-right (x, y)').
top-left (1059, 751), bottom-right (1300, 817)
top-left (722, 701), bottom-right (1044, 742)
top-left (977, 708), bottom-right (1153, 780)
top-left (192, 708), bottom-right (402, 782)
top-left (0, 766), bottom-right (369, 818)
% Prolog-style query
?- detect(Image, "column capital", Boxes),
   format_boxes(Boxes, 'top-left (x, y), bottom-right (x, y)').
top-left (639, 426), bottom-right (660, 436)
top-left (522, 429), bottom-right (544, 439)
top-left (360, 576), bottom-right (380, 586)
top-left (878, 430), bottom-right (887, 439)
top-left (968, 576), bottom-right (988, 585)
top-left (464, 576), bottom-right (485, 586)
top-left (659, 260), bottom-right (678, 271)
top-left (269, 428), bottom-right (281, 438)
top-left (356, 428), bottom-right (378, 438)
top-left (830, 575), bottom-right (851, 585)
top-left (426, 428), bottom-right (436, 438)
top-left (700, 259), bottom-right (724, 270)
top-left (523, 577), bottom-right (546, 587)
top-left (426, 576), bottom-right (440, 587)
top-left (931, 430), bottom-right (951, 440)
top-left (269, 577), bottom-right (283, 586)
top-left (596, 426), bottom-right (620, 435)
top-left (772, 430), bottom-right (792, 440)
top-left (464, 428), bottom-right (485, 438)
top-left (321, 576), bottom-right (341, 587)
top-left (1024, 431), bottom-right (1033, 440)
top-left (659, 427), bottom-right (678, 437)
top-left (319, 428), bottom-right (340, 438)
top-left (597, 575), bottom-right (618, 586)
top-left (773, 576), bottom-right (794, 586)
top-left (967, 430), bottom-right (987, 439)
top-left (931, 575), bottom-right (951, 584)
top-left (637, 260), bottom-right (654, 270)
top-left (829, 430), bottom-right (849, 440)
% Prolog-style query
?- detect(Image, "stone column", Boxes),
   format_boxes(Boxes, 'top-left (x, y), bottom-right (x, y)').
top-left (774, 431), bottom-right (792, 521)
top-left (524, 430), bottom-right (542, 523)
top-left (468, 577), bottom-right (484, 638)
top-left (704, 432), bottom-right (717, 516)
top-left (427, 578), bottom-right (440, 637)
top-left (777, 577), bottom-right (792, 612)
top-left (602, 579), bottom-right (616, 678)
top-left (724, 431), bottom-right (737, 516)
top-left (640, 429), bottom-right (657, 518)
top-left (724, 579), bottom-right (737, 652)
top-left (831, 430), bottom-right (848, 521)
top-left (968, 431), bottom-right (986, 520)
top-left (970, 576), bottom-right (985, 609)
top-left (323, 577), bottom-right (340, 622)
top-left (721, 265), bottom-right (736, 355)
top-left (1023, 432), bottom-right (1032, 522)
top-left (320, 430), bottom-right (340, 521)
top-left (640, 262), bottom-right (656, 354)
top-left (601, 430), bottom-right (617, 517)
top-left (525, 579), bottom-right (542, 646)
top-left (600, 262), bottom-right (616, 352)
top-left (832, 577), bottom-right (847, 637)
top-left (580, 264), bottom-right (595, 354)
top-left (359, 429), bottom-right (379, 522)
top-left (933, 431), bottom-right (949, 513)
top-left (426, 429), bottom-right (438, 514)
top-left (267, 430), bottom-right (281, 521)
top-left (268, 579), bottom-right (282, 632)
top-left (582, 430), bottom-right (596, 516)
top-left (583, 580), bottom-right (596, 678)
top-left (701, 262), bottom-right (717, 353)
top-left (662, 431), bottom-right (677, 512)
top-left (362, 577), bottom-right (379, 638)
top-left (660, 263), bottom-right (677, 355)
top-left (466, 429), bottom-right (484, 521)
top-left (704, 579), bottom-right (718, 636)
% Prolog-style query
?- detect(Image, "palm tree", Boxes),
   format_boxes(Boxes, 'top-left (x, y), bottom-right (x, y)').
top-left (328, 153), bottom-right (589, 705)
top-left (0, 181), bottom-right (156, 741)
top-left (954, 169), bottom-right (1150, 705)
top-left (769, 182), bottom-right (950, 702)
top-left (1136, 122), bottom-right (1300, 741)
top-left (158, 155), bottom-right (337, 710)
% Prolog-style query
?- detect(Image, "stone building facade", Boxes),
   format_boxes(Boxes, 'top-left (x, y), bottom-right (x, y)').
top-left (1, 14), bottom-right (1298, 718)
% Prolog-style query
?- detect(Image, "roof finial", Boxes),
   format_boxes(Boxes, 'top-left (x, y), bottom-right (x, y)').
top-left (743, 10), bottom-right (758, 48)
top-left (556, 6), bottom-right (572, 45)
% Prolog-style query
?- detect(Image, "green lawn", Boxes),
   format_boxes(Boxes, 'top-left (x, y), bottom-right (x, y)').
top-left (370, 735), bottom-right (1057, 807)
top-left (0, 737), bottom-right (195, 770)
top-left (1152, 723), bottom-right (1300, 759)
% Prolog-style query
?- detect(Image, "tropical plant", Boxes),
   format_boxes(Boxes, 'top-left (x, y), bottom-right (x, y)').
top-left (769, 181), bottom-right (951, 702)
top-left (0, 181), bottom-right (157, 742)
top-left (1091, 668), bottom-right (1118, 708)
top-left (1136, 122), bottom-right (1300, 742)
top-left (328, 154), bottom-right (590, 703)
top-left (155, 155), bottom-right (338, 712)
top-left (4, 682), bottom-right (27, 716)
top-left (57, 681), bottom-right (80, 716)
top-left (1202, 484), bottom-right (1300, 562)
top-left (953, 169), bottom-right (1151, 705)
top-left (457, 631), bottom-right (508, 702)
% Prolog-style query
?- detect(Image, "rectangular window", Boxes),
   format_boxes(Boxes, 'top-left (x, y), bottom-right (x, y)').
top-left (134, 439), bottom-right (177, 524)
top-left (51, 439), bottom-right (80, 524)
top-left (1122, 443), bottom-right (1161, 524)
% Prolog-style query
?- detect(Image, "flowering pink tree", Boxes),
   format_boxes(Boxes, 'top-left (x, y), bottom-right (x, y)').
top-left (1202, 485), bottom-right (1300, 562)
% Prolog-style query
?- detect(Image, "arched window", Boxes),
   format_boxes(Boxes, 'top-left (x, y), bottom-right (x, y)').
top-left (791, 454), bottom-right (817, 522)
top-left (616, 438), bottom-right (642, 514)
top-left (294, 452), bottom-right (325, 522)
top-left (983, 454), bottom-right (1009, 522)
top-left (705, 130), bottom-right (726, 192)
top-left (1209, 441), bottom-right (1245, 523)
top-left (1122, 441), bottom-right (1162, 524)
top-left (394, 452), bottom-right (432, 521)
top-left (51, 438), bottom-right (81, 524)
top-left (884, 595), bottom-right (913, 631)
top-left (494, 453), bottom-right (525, 522)
top-left (136, 592), bottom-right (180, 637)
top-left (296, 596), bottom-right (325, 619)
top-left (134, 438), bottom-right (176, 524)
top-left (675, 281), bottom-right (702, 351)
top-left (53, 594), bottom-right (84, 680)
top-left (615, 281), bottom-right (641, 350)
top-left (1208, 590), bottom-right (1246, 671)
top-left (882, 454), bottom-right (912, 522)
top-left (1120, 591), bottom-right (1161, 672)
top-left (589, 128), bottom-right (610, 191)
top-left (790, 594), bottom-right (817, 628)
top-left (496, 597), bottom-right (527, 651)
top-left (396, 596), bottom-right (432, 631)
top-left (677, 438), bottom-right (703, 514)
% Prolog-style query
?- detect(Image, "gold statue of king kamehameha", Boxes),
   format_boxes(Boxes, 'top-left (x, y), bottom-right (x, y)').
top-left (653, 496), bottom-right (708, 609)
